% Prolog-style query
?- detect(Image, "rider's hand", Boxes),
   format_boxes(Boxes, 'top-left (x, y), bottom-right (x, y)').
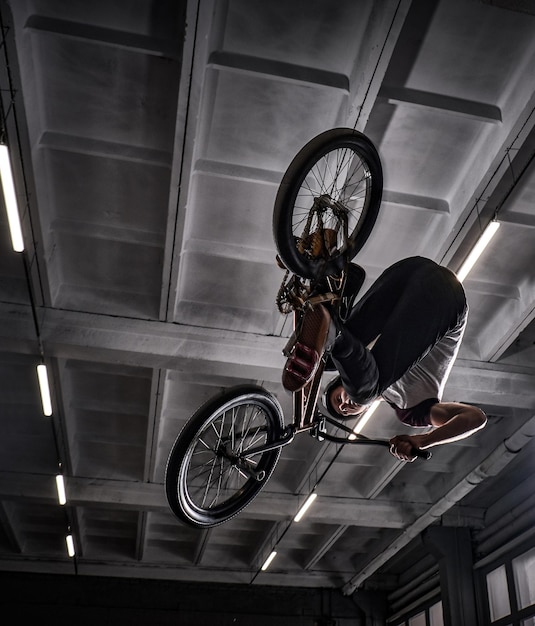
top-left (389, 434), bottom-right (424, 462)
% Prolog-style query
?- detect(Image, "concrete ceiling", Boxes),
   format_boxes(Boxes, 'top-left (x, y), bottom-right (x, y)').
top-left (0, 0), bottom-right (534, 594)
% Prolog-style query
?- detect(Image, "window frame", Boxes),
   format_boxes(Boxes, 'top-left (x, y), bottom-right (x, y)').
top-left (390, 598), bottom-right (443, 626)
top-left (476, 540), bottom-right (535, 626)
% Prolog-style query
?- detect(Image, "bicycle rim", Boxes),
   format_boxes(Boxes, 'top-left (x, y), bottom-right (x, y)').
top-left (274, 129), bottom-right (382, 278)
top-left (172, 391), bottom-right (282, 527)
top-left (292, 145), bottom-right (373, 247)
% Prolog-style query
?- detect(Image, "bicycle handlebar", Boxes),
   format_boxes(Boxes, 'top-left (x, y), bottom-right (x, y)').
top-left (356, 437), bottom-right (432, 461)
top-left (413, 447), bottom-right (432, 460)
top-left (359, 438), bottom-right (432, 461)
top-left (319, 418), bottom-right (432, 460)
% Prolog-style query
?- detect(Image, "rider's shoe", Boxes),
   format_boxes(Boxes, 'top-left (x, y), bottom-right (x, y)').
top-left (282, 304), bottom-right (331, 392)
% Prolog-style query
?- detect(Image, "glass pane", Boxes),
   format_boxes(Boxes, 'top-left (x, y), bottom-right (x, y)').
top-left (486, 564), bottom-right (511, 621)
top-left (513, 547), bottom-right (535, 609)
top-left (429, 601), bottom-right (444, 626)
top-left (409, 612), bottom-right (426, 626)
top-left (521, 618), bottom-right (535, 626)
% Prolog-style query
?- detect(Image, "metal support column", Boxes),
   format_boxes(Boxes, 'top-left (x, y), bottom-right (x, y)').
top-left (422, 526), bottom-right (478, 626)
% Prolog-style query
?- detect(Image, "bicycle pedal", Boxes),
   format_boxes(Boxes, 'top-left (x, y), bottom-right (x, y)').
top-left (308, 292), bottom-right (339, 306)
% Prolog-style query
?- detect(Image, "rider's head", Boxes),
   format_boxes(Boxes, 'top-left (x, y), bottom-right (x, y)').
top-left (323, 376), bottom-right (369, 419)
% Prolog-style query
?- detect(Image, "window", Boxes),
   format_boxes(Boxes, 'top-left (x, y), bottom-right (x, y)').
top-left (394, 601), bottom-right (443, 626)
top-left (513, 547), bottom-right (535, 610)
top-left (480, 544), bottom-right (535, 624)
top-left (428, 601), bottom-right (444, 626)
top-left (409, 611), bottom-right (426, 626)
top-left (487, 564), bottom-right (512, 621)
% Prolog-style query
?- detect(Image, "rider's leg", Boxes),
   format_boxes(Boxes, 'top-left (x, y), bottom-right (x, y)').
top-left (330, 257), bottom-right (466, 404)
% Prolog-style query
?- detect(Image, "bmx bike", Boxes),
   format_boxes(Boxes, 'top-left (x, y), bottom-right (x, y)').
top-left (165, 128), bottom-right (430, 529)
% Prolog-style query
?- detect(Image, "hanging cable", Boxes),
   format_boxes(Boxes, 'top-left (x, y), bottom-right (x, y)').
top-left (0, 6), bottom-right (77, 567)
top-left (440, 104), bottom-right (535, 268)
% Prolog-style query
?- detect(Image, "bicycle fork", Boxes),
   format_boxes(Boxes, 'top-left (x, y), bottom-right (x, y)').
top-left (234, 367), bottom-right (328, 481)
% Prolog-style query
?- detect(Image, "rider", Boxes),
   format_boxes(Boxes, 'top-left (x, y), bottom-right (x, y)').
top-left (282, 256), bottom-right (487, 461)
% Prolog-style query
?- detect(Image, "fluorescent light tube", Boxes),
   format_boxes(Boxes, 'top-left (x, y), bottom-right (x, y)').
top-left (456, 221), bottom-right (500, 282)
top-left (55, 474), bottom-right (66, 505)
top-left (261, 551), bottom-right (277, 571)
top-left (294, 493), bottom-right (317, 522)
top-left (37, 364), bottom-right (53, 416)
top-left (66, 534), bottom-right (75, 557)
top-left (0, 144), bottom-right (24, 252)
top-left (349, 399), bottom-right (381, 438)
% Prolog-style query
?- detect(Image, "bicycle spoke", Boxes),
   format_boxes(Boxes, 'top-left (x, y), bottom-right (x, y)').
top-left (200, 452), bottom-right (220, 508)
top-left (208, 456), bottom-right (226, 508)
top-left (183, 400), bottom-right (271, 512)
top-left (194, 436), bottom-right (215, 453)
top-left (290, 145), bottom-right (372, 252)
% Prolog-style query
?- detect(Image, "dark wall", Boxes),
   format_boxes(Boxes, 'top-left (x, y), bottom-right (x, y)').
top-left (0, 571), bottom-right (364, 625)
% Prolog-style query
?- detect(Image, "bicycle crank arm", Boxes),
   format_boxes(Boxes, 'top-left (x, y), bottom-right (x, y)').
top-left (240, 426), bottom-right (295, 459)
top-left (233, 460), bottom-right (266, 482)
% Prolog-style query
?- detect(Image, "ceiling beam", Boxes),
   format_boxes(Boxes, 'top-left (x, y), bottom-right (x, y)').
top-left (160, 0), bottom-right (210, 322)
top-left (478, 285), bottom-right (535, 361)
top-left (0, 472), bottom-right (446, 530)
top-left (439, 89), bottom-right (535, 269)
top-left (134, 511), bottom-right (148, 562)
top-left (347, 0), bottom-right (414, 130)
top-left (0, 502), bottom-right (22, 553)
top-left (39, 131), bottom-right (172, 166)
top-left (208, 51), bottom-right (349, 92)
top-left (304, 525), bottom-right (349, 570)
top-left (445, 359), bottom-right (535, 410)
top-left (379, 86), bottom-right (502, 123)
top-left (25, 15), bottom-right (182, 59)
top-left (382, 189), bottom-right (449, 214)
top-left (0, 302), bottom-right (286, 382)
top-left (193, 529), bottom-right (212, 566)
top-left (250, 520), bottom-right (286, 574)
top-left (1, 303), bottom-right (534, 399)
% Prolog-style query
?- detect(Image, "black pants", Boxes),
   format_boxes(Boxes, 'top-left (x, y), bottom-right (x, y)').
top-left (331, 257), bottom-right (467, 404)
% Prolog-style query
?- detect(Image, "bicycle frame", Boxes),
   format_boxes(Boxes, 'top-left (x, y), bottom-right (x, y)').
top-left (238, 245), bottom-right (431, 466)
top-left (239, 292), bottom-right (392, 464)
top-left (165, 129), bottom-right (394, 527)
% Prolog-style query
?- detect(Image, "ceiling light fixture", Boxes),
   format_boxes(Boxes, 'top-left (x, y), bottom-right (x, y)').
top-left (65, 534), bottom-right (75, 558)
top-left (0, 143), bottom-right (24, 252)
top-left (37, 364), bottom-right (53, 416)
top-left (261, 550), bottom-right (277, 571)
top-left (55, 474), bottom-right (66, 505)
top-left (349, 399), bottom-right (381, 438)
top-left (456, 220), bottom-right (500, 283)
top-left (294, 492), bottom-right (317, 522)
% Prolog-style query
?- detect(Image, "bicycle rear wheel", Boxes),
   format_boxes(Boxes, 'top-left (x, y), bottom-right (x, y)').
top-left (165, 385), bottom-right (284, 528)
top-left (274, 128), bottom-right (383, 279)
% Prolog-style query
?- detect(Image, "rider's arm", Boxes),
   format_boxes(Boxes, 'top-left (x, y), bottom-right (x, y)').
top-left (389, 402), bottom-right (487, 461)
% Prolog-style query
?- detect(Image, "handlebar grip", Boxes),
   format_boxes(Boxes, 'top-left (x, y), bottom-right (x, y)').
top-left (413, 447), bottom-right (432, 460)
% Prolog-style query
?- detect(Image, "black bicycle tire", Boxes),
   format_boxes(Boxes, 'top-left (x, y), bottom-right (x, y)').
top-left (165, 385), bottom-right (284, 528)
top-left (273, 128), bottom-right (383, 279)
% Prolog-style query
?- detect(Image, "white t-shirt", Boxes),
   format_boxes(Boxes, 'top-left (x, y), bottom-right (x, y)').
top-left (381, 307), bottom-right (468, 409)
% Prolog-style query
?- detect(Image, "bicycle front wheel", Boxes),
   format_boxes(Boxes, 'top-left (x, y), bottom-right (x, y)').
top-left (165, 386), bottom-right (284, 528)
top-left (274, 128), bottom-right (383, 279)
